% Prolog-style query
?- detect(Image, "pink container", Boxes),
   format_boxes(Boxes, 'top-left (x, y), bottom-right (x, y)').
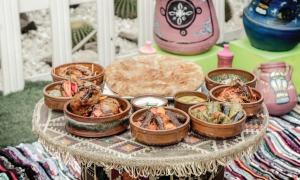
top-left (256, 62), bottom-right (297, 116)
top-left (154, 0), bottom-right (220, 55)
top-left (217, 44), bottom-right (234, 68)
top-left (139, 41), bottom-right (156, 54)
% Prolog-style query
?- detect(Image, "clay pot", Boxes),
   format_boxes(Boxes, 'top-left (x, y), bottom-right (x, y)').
top-left (174, 91), bottom-right (209, 113)
top-left (131, 95), bottom-right (168, 112)
top-left (217, 44), bottom-right (234, 68)
top-left (255, 62), bottom-right (297, 116)
top-left (189, 103), bottom-right (247, 139)
top-left (43, 81), bottom-right (71, 111)
top-left (210, 85), bottom-right (264, 117)
top-left (243, 0), bottom-right (300, 51)
top-left (130, 107), bottom-right (190, 146)
top-left (205, 68), bottom-right (257, 91)
top-left (154, 0), bottom-right (219, 55)
top-left (64, 96), bottom-right (131, 138)
top-left (52, 62), bottom-right (105, 85)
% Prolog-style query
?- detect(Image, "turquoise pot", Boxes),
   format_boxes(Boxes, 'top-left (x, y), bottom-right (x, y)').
top-left (243, 0), bottom-right (300, 51)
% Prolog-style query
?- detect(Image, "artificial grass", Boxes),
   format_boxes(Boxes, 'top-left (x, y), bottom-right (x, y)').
top-left (0, 81), bottom-right (49, 148)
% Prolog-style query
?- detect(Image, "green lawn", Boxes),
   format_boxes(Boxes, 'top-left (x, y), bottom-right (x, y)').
top-left (0, 81), bottom-right (49, 147)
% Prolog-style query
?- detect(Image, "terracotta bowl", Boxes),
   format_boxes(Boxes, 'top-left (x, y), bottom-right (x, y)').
top-left (174, 91), bottom-right (209, 113)
top-left (51, 62), bottom-right (105, 85)
top-left (130, 107), bottom-right (190, 146)
top-left (205, 68), bottom-right (257, 90)
top-left (131, 95), bottom-right (168, 112)
top-left (188, 103), bottom-right (247, 139)
top-left (43, 81), bottom-right (71, 111)
top-left (64, 96), bottom-right (131, 138)
top-left (209, 85), bottom-right (264, 116)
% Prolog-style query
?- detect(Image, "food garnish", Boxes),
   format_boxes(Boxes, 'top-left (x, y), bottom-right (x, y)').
top-left (217, 81), bottom-right (259, 103)
top-left (69, 86), bottom-right (121, 117)
top-left (47, 79), bottom-right (96, 98)
top-left (191, 102), bottom-right (244, 124)
top-left (134, 107), bottom-right (185, 130)
top-left (211, 74), bottom-right (248, 85)
top-left (177, 96), bottom-right (206, 104)
top-left (57, 65), bottom-right (97, 79)
top-left (133, 97), bottom-right (166, 108)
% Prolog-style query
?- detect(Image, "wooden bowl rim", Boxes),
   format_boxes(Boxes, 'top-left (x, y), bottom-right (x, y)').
top-left (65, 123), bottom-right (128, 138)
top-left (131, 94), bottom-right (168, 110)
top-left (205, 68), bottom-right (257, 85)
top-left (188, 102), bottom-right (247, 128)
top-left (64, 95), bottom-right (131, 123)
top-left (130, 107), bottom-right (190, 134)
top-left (51, 62), bottom-right (105, 81)
top-left (43, 81), bottom-right (72, 100)
top-left (174, 91), bottom-right (209, 105)
top-left (209, 85), bottom-right (264, 106)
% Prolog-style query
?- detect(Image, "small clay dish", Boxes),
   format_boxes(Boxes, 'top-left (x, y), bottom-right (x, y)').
top-left (189, 103), bottom-right (247, 139)
top-left (52, 62), bottom-right (105, 85)
top-left (130, 107), bottom-right (190, 146)
top-left (209, 85), bottom-right (264, 116)
top-left (64, 96), bottom-right (131, 138)
top-left (43, 81), bottom-right (71, 111)
top-left (205, 68), bottom-right (257, 90)
top-left (174, 91), bottom-right (209, 113)
top-left (131, 95), bottom-right (168, 112)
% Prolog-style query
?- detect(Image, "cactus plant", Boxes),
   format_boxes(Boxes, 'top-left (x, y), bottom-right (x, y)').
top-left (71, 20), bottom-right (96, 47)
top-left (114, 0), bottom-right (137, 19)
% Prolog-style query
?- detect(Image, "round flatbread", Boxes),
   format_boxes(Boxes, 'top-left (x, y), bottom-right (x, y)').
top-left (105, 55), bottom-right (204, 97)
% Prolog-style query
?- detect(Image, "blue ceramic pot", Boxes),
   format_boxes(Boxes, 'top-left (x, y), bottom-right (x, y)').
top-left (243, 0), bottom-right (300, 51)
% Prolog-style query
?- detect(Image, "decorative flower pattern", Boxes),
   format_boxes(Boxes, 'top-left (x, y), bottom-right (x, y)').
top-left (270, 72), bottom-right (290, 104)
top-left (160, 0), bottom-right (202, 36)
top-left (168, 3), bottom-right (194, 25)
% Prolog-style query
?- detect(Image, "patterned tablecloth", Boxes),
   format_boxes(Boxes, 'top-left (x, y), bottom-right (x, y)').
top-left (32, 99), bottom-right (269, 178)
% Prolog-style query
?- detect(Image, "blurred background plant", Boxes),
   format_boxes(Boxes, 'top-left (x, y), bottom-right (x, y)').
top-left (71, 20), bottom-right (96, 47)
top-left (114, 0), bottom-right (137, 19)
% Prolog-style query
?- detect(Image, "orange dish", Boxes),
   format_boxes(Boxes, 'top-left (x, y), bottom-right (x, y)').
top-left (217, 82), bottom-right (260, 103)
top-left (133, 107), bottom-right (185, 131)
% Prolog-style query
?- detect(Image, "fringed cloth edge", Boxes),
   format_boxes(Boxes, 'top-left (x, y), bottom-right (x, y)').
top-left (32, 99), bottom-right (268, 178)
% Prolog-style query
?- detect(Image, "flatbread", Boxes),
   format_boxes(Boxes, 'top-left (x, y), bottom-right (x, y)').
top-left (105, 55), bottom-right (204, 97)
